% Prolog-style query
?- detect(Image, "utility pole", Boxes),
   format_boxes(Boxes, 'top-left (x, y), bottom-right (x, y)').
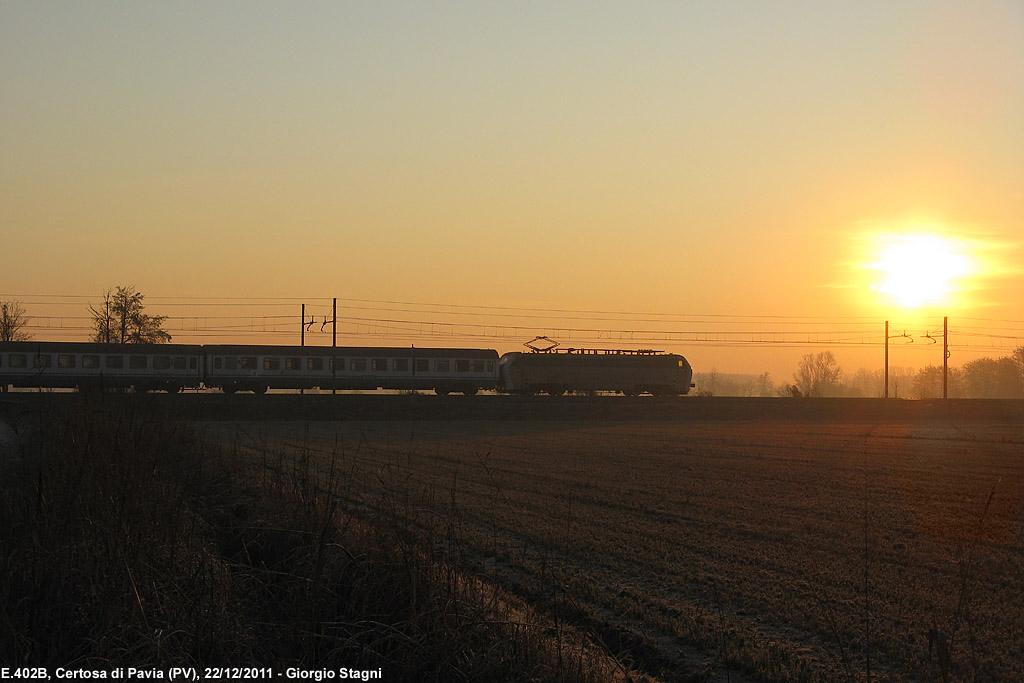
top-left (943, 316), bottom-right (949, 399)
top-left (884, 320), bottom-right (889, 399)
top-left (884, 322), bottom-right (912, 398)
top-left (332, 297), bottom-right (337, 395)
top-left (300, 304), bottom-right (305, 395)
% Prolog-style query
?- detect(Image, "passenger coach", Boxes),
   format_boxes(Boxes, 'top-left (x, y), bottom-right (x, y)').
top-left (0, 341), bottom-right (203, 393)
top-left (203, 345), bottom-right (498, 395)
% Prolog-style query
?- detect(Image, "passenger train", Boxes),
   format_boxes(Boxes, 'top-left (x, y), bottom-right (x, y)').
top-left (0, 341), bottom-right (693, 396)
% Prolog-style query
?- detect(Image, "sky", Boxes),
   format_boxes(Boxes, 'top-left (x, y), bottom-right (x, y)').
top-left (2, 1), bottom-right (1023, 379)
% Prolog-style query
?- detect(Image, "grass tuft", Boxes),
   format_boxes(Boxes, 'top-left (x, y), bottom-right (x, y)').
top-left (0, 398), bottom-right (640, 680)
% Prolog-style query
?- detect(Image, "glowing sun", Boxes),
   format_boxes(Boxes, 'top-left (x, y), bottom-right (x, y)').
top-left (867, 233), bottom-right (975, 308)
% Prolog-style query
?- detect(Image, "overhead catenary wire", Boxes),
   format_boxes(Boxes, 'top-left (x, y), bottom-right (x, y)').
top-left (7, 292), bottom-right (1024, 354)
top-left (0, 292), bottom-right (909, 323)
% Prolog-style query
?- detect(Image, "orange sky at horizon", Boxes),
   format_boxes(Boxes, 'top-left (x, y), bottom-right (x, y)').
top-left (2, 1), bottom-right (1022, 380)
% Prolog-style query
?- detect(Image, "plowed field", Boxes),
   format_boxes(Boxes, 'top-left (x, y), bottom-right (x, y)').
top-left (205, 403), bottom-right (1024, 681)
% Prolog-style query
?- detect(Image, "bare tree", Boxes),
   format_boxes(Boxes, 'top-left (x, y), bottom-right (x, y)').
top-left (90, 286), bottom-right (171, 344)
top-left (0, 301), bottom-right (31, 341)
top-left (792, 351), bottom-right (842, 397)
top-left (91, 290), bottom-right (115, 343)
top-left (913, 366), bottom-right (944, 399)
top-left (847, 368), bottom-right (882, 397)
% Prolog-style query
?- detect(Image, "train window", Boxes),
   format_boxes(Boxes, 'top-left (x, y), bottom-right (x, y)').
top-left (392, 359), bottom-right (409, 372)
top-left (487, 361), bottom-right (494, 372)
top-left (472, 361), bottom-right (485, 373)
top-left (415, 359), bottom-right (429, 373)
top-left (678, 360), bottom-right (684, 367)
top-left (106, 355), bottom-right (124, 369)
top-left (153, 356), bottom-right (171, 370)
top-left (240, 357), bottom-right (256, 370)
top-left (225, 357), bottom-right (238, 370)
top-left (10, 354), bottom-right (27, 368)
top-left (433, 360), bottom-right (450, 372)
top-left (308, 358), bottom-right (324, 371)
top-left (33, 354), bottom-right (52, 369)
top-left (58, 354), bottom-right (76, 369)
top-left (372, 359), bottom-right (388, 371)
top-left (329, 358), bottom-right (343, 371)
top-left (264, 358), bottom-right (280, 371)
top-left (455, 360), bottom-right (470, 372)
top-left (189, 357), bottom-right (198, 370)
top-left (129, 356), bottom-right (147, 370)
top-left (350, 359), bottom-right (366, 372)
top-left (285, 357), bottom-right (301, 371)
top-left (82, 355), bottom-right (99, 369)
top-left (214, 358), bottom-right (223, 370)
top-left (173, 357), bottom-right (186, 370)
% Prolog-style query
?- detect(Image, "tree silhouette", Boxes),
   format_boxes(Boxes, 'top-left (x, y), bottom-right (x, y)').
top-left (792, 351), bottom-right (842, 397)
top-left (0, 301), bottom-right (31, 341)
top-left (959, 357), bottom-right (1023, 398)
top-left (90, 286), bottom-right (171, 344)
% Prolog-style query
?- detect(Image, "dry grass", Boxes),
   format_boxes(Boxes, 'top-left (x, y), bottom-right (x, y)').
top-left (0, 398), bottom-right (643, 681)
top-left (213, 414), bottom-right (1024, 682)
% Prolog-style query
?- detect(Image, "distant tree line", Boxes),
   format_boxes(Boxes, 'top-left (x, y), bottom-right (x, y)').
top-left (913, 352), bottom-right (1024, 399)
top-left (693, 347), bottom-right (1024, 399)
top-left (784, 349), bottom-right (1024, 399)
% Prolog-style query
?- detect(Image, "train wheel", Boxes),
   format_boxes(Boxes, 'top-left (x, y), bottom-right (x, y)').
top-left (253, 385), bottom-right (267, 395)
top-left (462, 387), bottom-right (478, 396)
top-left (166, 384), bottom-right (181, 394)
top-left (223, 384), bottom-right (237, 395)
top-left (548, 387), bottom-right (565, 396)
top-left (435, 387), bottom-right (450, 396)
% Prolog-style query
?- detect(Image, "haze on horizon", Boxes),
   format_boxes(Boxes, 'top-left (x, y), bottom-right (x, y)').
top-left (2, 1), bottom-right (1022, 378)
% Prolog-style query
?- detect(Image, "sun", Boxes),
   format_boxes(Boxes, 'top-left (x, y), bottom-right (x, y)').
top-left (866, 233), bottom-right (975, 309)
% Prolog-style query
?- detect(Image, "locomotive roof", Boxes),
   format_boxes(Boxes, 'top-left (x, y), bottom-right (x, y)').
top-left (501, 350), bottom-right (687, 367)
